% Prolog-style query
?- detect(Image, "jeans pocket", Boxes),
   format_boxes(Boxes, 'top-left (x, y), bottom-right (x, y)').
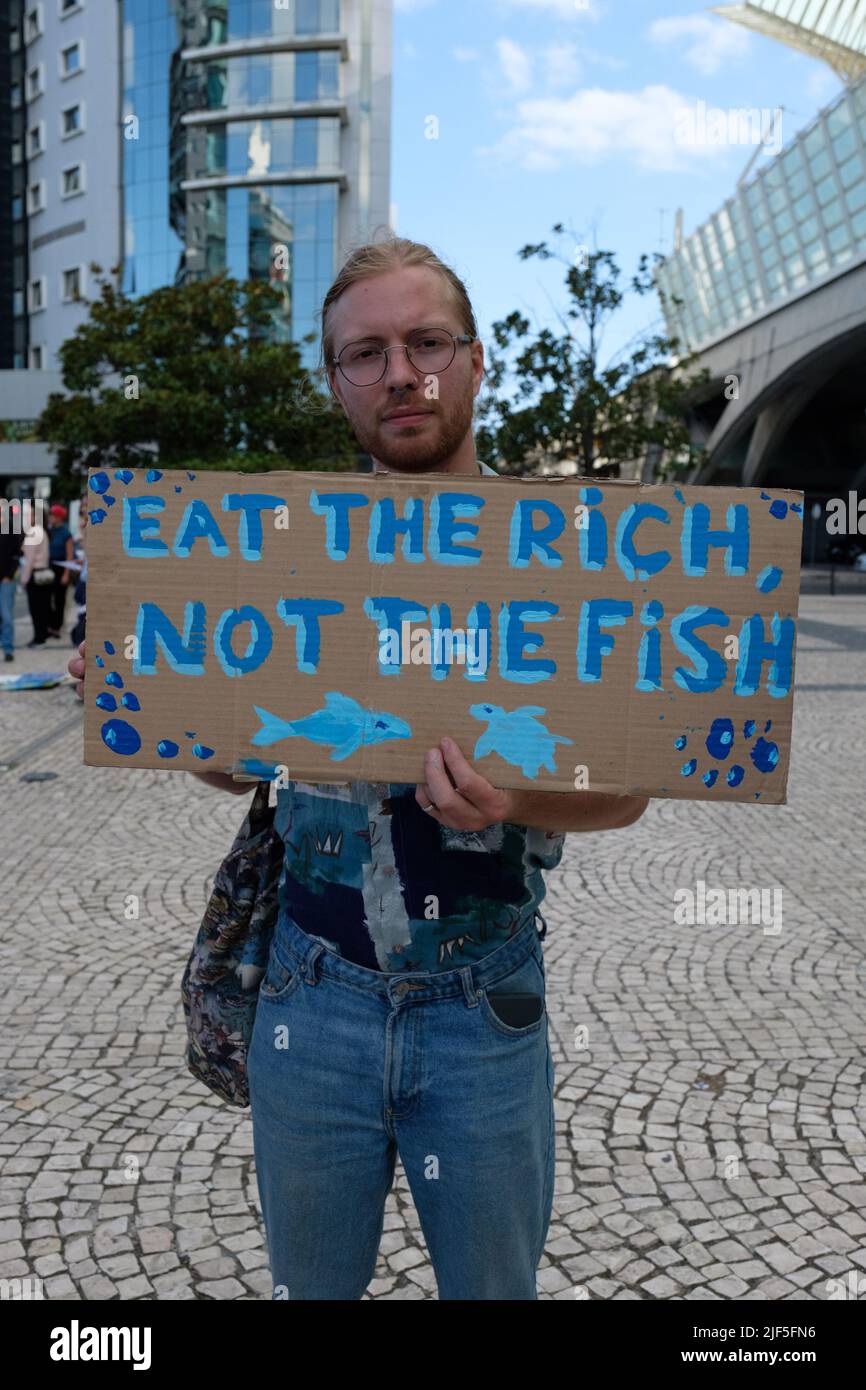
top-left (258, 943), bottom-right (302, 1003)
top-left (478, 941), bottom-right (547, 1038)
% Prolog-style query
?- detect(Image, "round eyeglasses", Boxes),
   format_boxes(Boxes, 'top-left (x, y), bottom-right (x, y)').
top-left (333, 328), bottom-right (475, 387)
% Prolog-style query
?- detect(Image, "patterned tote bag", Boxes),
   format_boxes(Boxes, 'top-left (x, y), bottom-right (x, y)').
top-left (181, 781), bottom-right (284, 1107)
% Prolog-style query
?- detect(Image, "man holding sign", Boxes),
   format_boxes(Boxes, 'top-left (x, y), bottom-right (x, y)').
top-left (72, 236), bottom-right (760, 1300)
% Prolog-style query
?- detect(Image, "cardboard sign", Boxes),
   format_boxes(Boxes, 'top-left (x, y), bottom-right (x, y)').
top-left (83, 467), bottom-right (803, 804)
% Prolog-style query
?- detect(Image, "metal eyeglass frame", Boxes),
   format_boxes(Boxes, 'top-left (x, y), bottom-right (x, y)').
top-left (332, 329), bottom-right (475, 386)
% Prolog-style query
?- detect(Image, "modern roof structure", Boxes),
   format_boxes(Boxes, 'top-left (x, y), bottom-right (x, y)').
top-left (711, 1), bottom-right (866, 81)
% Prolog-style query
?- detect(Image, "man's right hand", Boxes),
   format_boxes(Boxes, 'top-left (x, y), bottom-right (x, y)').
top-left (69, 639), bottom-right (85, 699)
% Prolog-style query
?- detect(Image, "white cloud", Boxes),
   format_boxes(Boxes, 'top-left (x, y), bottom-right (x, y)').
top-left (477, 84), bottom-right (732, 173)
top-left (542, 42), bottom-right (582, 89)
top-left (496, 37), bottom-right (533, 94)
top-left (649, 14), bottom-right (751, 76)
top-left (500, 0), bottom-right (599, 17)
top-left (454, 47), bottom-right (479, 63)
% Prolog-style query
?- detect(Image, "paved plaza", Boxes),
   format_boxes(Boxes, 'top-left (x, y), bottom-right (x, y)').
top-left (0, 591), bottom-right (864, 1301)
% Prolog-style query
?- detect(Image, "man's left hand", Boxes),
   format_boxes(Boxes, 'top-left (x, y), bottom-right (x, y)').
top-left (416, 737), bottom-right (514, 830)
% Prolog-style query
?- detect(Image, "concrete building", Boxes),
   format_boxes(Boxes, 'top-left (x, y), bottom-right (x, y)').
top-left (653, 0), bottom-right (866, 548)
top-left (1, 0), bottom-right (393, 491)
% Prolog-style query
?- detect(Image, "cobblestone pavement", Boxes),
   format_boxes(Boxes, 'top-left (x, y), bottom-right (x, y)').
top-left (0, 592), bottom-right (864, 1301)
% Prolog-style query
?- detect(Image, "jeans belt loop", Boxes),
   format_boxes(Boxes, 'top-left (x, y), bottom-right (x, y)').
top-left (303, 942), bottom-right (325, 985)
top-left (459, 965), bottom-right (479, 1008)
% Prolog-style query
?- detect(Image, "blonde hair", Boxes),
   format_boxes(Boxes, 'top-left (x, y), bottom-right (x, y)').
top-left (319, 231), bottom-right (479, 375)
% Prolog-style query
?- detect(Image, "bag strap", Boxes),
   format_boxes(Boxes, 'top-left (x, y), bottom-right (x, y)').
top-left (245, 779), bottom-right (275, 836)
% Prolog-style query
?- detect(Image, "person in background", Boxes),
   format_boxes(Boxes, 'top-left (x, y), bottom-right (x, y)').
top-left (69, 491), bottom-right (88, 648)
top-left (0, 501), bottom-right (24, 662)
top-left (20, 510), bottom-right (52, 648)
top-left (46, 502), bottom-right (74, 640)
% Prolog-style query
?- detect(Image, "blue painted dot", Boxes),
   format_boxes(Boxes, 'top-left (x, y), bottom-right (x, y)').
top-left (750, 736), bottom-right (779, 773)
top-left (146, 469), bottom-right (163, 483)
top-left (114, 469), bottom-right (134, 484)
top-left (187, 471), bottom-right (196, 480)
top-left (184, 731), bottom-right (196, 738)
top-left (157, 740), bottom-right (179, 758)
top-left (744, 720), bottom-right (755, 738)
top-left (673, 489), bottom-right (685, 504)
top-left (100, 719), bottom-right (141, 756)
top-left (706, 717), bottom-right (734, 760)
top-left (94, 655), bottom-right (105, 668)
top-left (681, 759), bottom-right (697, 777)
top-left (104, 640), bottom-right (115, 655)
top-left (791, 503), bottom-right (802, 514)
top-left (192, 743), bottom-right (214, 760)
top-left (765, 720), bottom-right (772, 732)
top-left (769, 499), bottom-right (788, 520)
top-left (121, 692), bottom-right (140, 711)
top-left (727, 765), bottom-right (745, 787)
top-left (90, 472), bottom-right (110, 494)
top-left (105, 671), bottom-right (124, 688)
top-left (702, 769), bottom-right (718, 787)
top-left (175, 485), bottom-right (183, 493)
top-left (95, 693), bottom-right (117, 711)
top-left (757, 564), bottom-right (782, 593)
top-left (89, 509), bottom-right (107, 525)
top-left (674, 735), bottom-right (687, 750)
top-left (104, 494), bottom-right (116, 507)
top-left (760, 491), bottom-right (770, 500)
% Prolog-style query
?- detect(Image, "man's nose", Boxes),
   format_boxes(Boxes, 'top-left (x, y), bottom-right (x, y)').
top-left (382, 345), bottom-right (421, 391)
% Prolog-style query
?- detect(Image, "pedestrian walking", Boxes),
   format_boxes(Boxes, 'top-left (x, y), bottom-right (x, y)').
top-left (70, 236), bottom-right (649, 1300)
top-left (69, 492), bottom-right (88, 649)
top-left (46, 503), bottom-right (74, 639)
top-left (21, 512), bottom-right (53, 649)
top-left (0, 502), bottom-right (24, 662)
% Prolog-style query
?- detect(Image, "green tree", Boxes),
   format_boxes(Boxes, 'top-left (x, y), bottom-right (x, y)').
top-left (475, 226), bottom-right (710, 481)
top-left (39, 267), bottom-right (357, 495)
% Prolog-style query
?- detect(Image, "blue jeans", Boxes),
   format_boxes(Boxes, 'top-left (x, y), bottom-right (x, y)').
top-left (248, 910), bottom-right (556, 1300)
top-left (0, 579), bottom-right (16, 654)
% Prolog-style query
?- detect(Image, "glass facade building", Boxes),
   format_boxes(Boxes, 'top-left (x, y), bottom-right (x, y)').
top-left (121, 0), bottom-right (390, 369)
top-left (712, 1), bottom-right (866, 82)
top-left (655, 74), bottom-right (866, 352)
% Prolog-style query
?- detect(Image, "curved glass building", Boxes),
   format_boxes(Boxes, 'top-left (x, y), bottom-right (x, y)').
top-left (121, 0), bottom-right (392, 368)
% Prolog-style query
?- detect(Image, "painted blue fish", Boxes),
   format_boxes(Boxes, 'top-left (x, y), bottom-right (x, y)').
top-left (251, 691), bottom-right (412, 762)
top-left (470, 702), bottom-right (573, 779)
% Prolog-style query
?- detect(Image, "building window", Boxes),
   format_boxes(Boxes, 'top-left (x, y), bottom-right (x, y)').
top-left (62, 265), bottom-right (83, 301)
top-left (25, 5), bottom-right (44, 42)
top-left (27, 122), bottom-right (45, 157)
top-left (60, 0), bottom-right (83, 14)
top-left (61, 102), bottom-right (83, 136)
top-left (61, 163), bottom-right (84, 196)
top-left (27, 180), bottom-right (46, 213)
top-left (12, 194), bottom-right (24, 221)
top-left (30, 345), bottom-right (44, 369)
top-left (26, 63), bottom-right (44, 99)
top-left (13, 289), bottom-right (25, 317)
top-left (11, 81), bottom-right (22, 108)
top-left (60, 40), bottom-right (83, 76)
top-left (11, 139), bottom-right (23, 165)
top-left (29, 277), bottom-right (47, 311)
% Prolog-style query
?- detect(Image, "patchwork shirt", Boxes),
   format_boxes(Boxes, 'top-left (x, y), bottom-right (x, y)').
top-left (274, 778), bottom-right (566, 974)
top-left (272, 459), bottom-right (566, 974)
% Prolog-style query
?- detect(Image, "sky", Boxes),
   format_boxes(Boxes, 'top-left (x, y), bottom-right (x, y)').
top-left (390, 0), bottom-right (845, 369)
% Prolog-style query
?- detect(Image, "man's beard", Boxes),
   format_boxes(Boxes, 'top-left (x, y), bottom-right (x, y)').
top-left (350, 380), bottom-right (475, 473)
